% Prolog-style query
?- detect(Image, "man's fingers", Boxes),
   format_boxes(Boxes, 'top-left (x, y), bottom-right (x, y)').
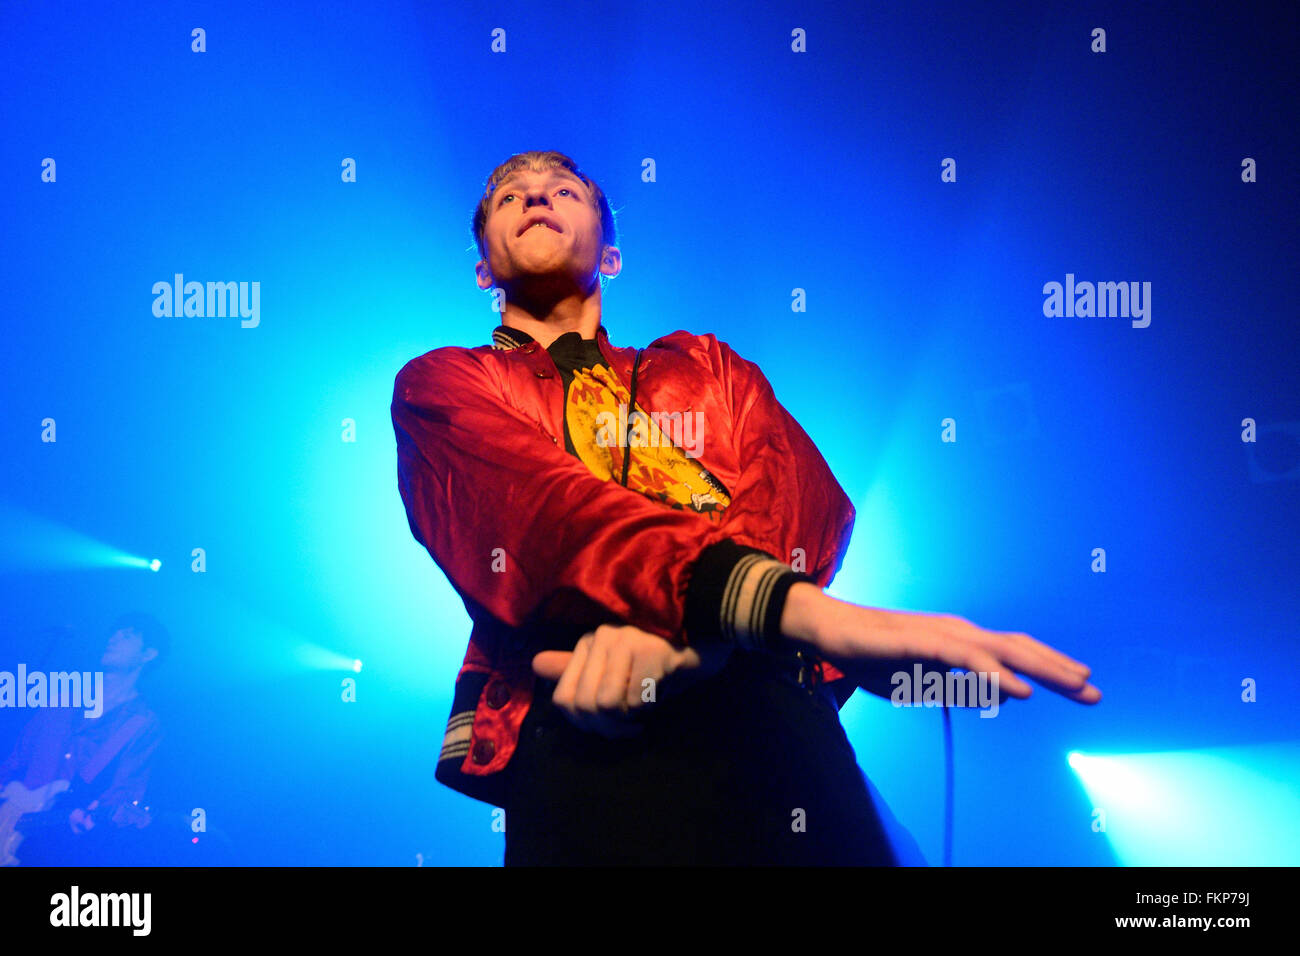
top-left (975, 631), bottom-right (1101, 703)
top-left (893, 629), bottom-right (1033, 699)
top-left (1069, 683), bottom-right (1102, 704)
top-left (908, 638), bottom-right (1034, 698)
top-left (937, 617), bottom-right (1086, 679)
top-left (961, 649), bottom-right (1034, 699)
top-left (641, 646), bottom-right (705, 705)
top-left (572, 632), bottom-right (612, 716)
top-left (1030, 672), bottom-right (1104, 704)
top-left (541, 635), bottom-right (645, 738)
top-left (589, 637), bottom-right (634, 717)
top-left (913, 617), bottom-right (1099, 703)
top-left (994, 631), bottom-right (1092, 684)
top-left (978, 634), bottom-right (1090, 692)
top-left (550, 637), bottom-right (590, 716)
top-left (1014, 633), bottom-right (1090, 676)
top-left (626, 650), bottom-right (661, 710)
top-left (532, 650), bottom-right (572, 681)
top-left (669, 646), bottom-right (702, 675)
top-left (530, 627), bottom-right (719, 738)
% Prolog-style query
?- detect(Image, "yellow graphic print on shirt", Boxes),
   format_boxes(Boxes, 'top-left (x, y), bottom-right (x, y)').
top-left (565, 362), bottom-right (731, 523)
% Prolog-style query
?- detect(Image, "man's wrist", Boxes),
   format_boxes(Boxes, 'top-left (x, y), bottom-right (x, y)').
top-left (779, 581), bottom-right (834, 651)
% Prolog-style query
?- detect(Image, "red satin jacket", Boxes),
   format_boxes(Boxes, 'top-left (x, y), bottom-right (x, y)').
top-left (391, 324), bottom-right (856, 806)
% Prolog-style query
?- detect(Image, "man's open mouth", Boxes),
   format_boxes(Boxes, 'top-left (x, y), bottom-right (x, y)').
top-left (518, 216), bottom-right (563, 236)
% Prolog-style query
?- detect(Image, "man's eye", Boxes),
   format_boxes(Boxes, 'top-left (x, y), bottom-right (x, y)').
top-left (499, 187), bottom-right (573, 206)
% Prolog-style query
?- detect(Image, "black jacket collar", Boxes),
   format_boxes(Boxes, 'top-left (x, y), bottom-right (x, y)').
top-left (490, 323), bottom-right (610, 351)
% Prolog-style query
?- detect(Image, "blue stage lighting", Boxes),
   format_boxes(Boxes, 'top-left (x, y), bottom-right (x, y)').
top-left (1067, 744), bottom-right (1300, 865)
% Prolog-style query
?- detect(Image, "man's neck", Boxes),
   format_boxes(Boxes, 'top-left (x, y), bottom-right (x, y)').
top-left (500, 290), bottom-right (602, 349)
top-left (102, 669), bottom-right (141, 712)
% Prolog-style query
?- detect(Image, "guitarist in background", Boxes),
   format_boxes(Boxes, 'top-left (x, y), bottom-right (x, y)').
top-left (0, 612), bottom-right (169, 865)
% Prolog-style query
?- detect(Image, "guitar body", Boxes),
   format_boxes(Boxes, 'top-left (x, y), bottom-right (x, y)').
top-left (0, 779), bottom-right (71, 866)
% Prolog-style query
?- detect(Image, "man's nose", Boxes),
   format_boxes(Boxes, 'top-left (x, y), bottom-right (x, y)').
top-left (524, 191), bottom-right (551, 209)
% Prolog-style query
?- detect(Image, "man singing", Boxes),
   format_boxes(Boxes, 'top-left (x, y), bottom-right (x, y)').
top-left (391, 149), bottom-right (1100, 865)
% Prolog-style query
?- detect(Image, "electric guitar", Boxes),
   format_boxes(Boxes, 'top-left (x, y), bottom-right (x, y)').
top-left (0, 779), bottom-right (71, 866)
top-left (0, 777), bottom-right (154, 866)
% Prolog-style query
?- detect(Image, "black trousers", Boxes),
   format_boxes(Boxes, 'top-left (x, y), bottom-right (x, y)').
top-left (502, 648), bottom-right (901, 866)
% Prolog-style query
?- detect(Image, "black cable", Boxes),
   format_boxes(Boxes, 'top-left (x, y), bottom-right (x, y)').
top-left (620, 348), bottom-right (644, 487)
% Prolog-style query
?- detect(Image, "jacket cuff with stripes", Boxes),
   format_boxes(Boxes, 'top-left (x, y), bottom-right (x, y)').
top-left (683, 538), bottom-right (816, 651)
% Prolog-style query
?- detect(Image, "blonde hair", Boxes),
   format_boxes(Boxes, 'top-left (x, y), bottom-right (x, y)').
top-left (471, 150), bottom-right (618, 267)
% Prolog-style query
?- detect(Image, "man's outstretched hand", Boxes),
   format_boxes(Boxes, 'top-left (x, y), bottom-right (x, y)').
top-left (532, 624), bottom-right (732, 738)
top-left (531, 587), bottom-right (1099, 737)
top-left (781, 583), bottom-right (1102, 706)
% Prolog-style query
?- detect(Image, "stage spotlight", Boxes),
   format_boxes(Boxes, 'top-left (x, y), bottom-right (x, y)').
top-left (1068, 743), bottom-right (1300, 865)
top-left (113, 554), bottom-right (161, 570)
top-left (0, 502), bottom-right (173, 572)
top-left (293, 642), bottom-right (366, 672)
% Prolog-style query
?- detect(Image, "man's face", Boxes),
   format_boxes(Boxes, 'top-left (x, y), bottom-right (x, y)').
top-left (475, 168), bottom-right (619, 297)
top-left (102, 627), bottom-right (155, 670)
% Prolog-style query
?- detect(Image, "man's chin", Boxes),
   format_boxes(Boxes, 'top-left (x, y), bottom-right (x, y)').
top-left (502, 273), bottom-right (585, 299)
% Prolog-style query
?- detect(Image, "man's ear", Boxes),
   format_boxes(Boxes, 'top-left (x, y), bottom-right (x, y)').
top-left (599, 245), bottom-right (622, 279)
top-left (141, 647), bottom-right (159, 665)
top-left (475, 259), bottom-right (494, 290)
